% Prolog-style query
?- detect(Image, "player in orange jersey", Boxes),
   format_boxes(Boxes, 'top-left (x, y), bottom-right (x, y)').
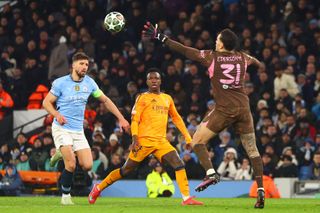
top-left (88, 68), bottom-right (203, 206)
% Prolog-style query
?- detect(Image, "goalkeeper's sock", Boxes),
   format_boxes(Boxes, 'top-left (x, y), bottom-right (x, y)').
top-left (175, 169), bottom-right (190, 200)
top-left (250, 156), bottom-right (264, 188)
top-left (98, 168), bottom-right (122, 190)
top-left (206, 168), bottom-right (217, 176)
top-left (193, 144), bottom-right (214, 171)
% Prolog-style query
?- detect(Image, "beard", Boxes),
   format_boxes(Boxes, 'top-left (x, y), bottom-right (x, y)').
top-left (76, 69), bottom-right (86, 78)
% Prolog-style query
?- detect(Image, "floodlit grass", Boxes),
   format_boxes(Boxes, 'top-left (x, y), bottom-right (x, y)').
top-left (0, 197), bottom-right (319, 213)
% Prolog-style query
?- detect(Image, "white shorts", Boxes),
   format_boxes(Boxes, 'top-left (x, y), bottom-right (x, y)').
top-left (52, 123), bottom-right (90, 152)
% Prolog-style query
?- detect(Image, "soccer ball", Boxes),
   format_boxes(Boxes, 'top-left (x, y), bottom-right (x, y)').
top-left (103, 11), bottom-right (125, 33)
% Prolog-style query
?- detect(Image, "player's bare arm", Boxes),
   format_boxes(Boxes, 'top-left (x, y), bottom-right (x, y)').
top-left (42, 92), bottom-right (67, 125)
top-left (242, 52), bottom-right (264, 69)
top-left (98, 93), bottom-right (130, 133)
top-left (142, 22), bottom-right (211, 67)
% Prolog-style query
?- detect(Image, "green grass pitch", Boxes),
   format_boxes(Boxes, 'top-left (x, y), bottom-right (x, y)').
top-left (0, 197), bottom-right (319, 213)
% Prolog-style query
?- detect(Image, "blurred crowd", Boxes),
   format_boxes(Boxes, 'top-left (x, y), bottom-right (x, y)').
top-left (0, 0), bottom-right (320, 182)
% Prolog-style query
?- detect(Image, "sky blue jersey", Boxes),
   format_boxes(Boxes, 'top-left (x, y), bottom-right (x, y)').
top-left (50, 75), bottom-right (101, 131)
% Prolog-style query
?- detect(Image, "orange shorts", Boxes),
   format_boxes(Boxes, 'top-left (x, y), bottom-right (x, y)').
top-left (128, 138), bottom-right (176, 162)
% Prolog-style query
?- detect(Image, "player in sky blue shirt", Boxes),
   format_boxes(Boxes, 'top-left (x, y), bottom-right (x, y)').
top-left (43, 52), bottom-right (130, 205)
top-left (50, 74), bottom-right (100, 131)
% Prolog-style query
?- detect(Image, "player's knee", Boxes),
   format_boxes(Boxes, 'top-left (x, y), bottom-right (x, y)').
top-left (192, 134), bottom-right (208, 145)
top-left (81, 163), bottom-right (92, 171)
top-left (174, 164), bottom-right (185, 171)
top-left (171, 158), bottom-right (184, 170)
top-left (248, 149), bottom-right (260, 158)
top-left (121, 166), bottom-right (133, 176)
top-left (64, 161), bottom-right (76, 172)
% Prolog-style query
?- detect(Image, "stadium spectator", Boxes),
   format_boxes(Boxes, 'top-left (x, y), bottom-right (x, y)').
top-left (122, 81), bottom-right (139, 107)
top-left (103, 133), bottom-right (123, 160)
top-left (235, 158), bottom-right (253, 180)
top-left (0, 143), bottom-right (10, 165)
top-left (88, 147), bottom-right (104, 180)
top-left (297, 138), bottom-right (316, 166)
top-left (310, 151), bottom-right (320, 180)
top-left (0, 156), bottom-right (3, 169)
top-left (0, 80), bottom-right (14, 120)
top-left (11, 133), bottom-right (32, 157)
top-left (103, 153), bottom-right (123, 177)
top-left (262, 153), bottom-right (275, 177)
top-left (146, 162), bottom-right (175, 198)
top-left (277, 146), bottom-right (298, 166)
top-left (283, 114), bottom-right (298, 139)
top-left (48, 36), bottom-right (69, 80)
top-left (45, 147), bottom-right (58, 172)
top-left (0, 164), bottom-right (23, 196)
top-left (16, 151), bottom-right (31, 171)
top-left (311, 93), bottom-right (320, 121)
top-left (274, 154), bottom-right (298, 178)
top-left (217, 147), bottom-right (239, 180)
top-left (29, 137), bottom-right (49, 171)
top-left (181, 150), bottom-right (203, 179)
top-left (91, 142), bottom-right (109, 171)
top-left (213, 131), bottom-right (235, 167)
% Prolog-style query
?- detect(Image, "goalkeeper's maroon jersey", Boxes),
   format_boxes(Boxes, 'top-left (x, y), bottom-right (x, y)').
top-left (199, 50), bottom-right (255, 109)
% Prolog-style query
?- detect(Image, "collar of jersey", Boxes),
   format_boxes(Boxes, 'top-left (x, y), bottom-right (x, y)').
top-left (69, 74), bottom-right (84, 82)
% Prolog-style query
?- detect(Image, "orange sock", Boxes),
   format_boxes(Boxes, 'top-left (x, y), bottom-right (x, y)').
top-left (98, 168), bottom-right (122, 190)
top-left (175, 169), bottom-right (190, 198)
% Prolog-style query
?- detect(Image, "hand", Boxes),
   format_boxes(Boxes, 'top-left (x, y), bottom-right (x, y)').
top-left (142, 22), bottom-right (168, 43)
top-left (118, 118), bottom-right (130, 133)
top-left (131, 135), bottom-right (142, 156)
top-left (55, 112), bottom-right (67, 125)
top-left (224, 156), bottom-right (230, 163)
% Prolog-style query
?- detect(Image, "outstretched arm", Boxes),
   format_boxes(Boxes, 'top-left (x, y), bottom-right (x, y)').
top-left (242, 52), bottom-right (264, 69)
top-left (142, 22), bottom-right (211, 67)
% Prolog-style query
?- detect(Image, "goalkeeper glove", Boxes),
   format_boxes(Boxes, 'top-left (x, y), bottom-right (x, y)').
top-left (142, 21), bottom-right (168, 43)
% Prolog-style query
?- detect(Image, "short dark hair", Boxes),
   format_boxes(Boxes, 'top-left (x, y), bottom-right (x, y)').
top-left (146, 67), bottom-right (161, 78)
top-left (147, 67), bottom-right (160, 73)
top-left (72, 52), bottom-right (90, 63)
top-left (219, 29), bottom-right (239, 51)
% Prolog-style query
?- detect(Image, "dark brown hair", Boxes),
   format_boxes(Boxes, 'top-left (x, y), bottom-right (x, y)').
top-left (72, 52), bottom-right (90, 63)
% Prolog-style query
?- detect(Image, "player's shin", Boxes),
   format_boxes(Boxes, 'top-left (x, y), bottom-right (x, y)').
top-left (193, 144), bottom-right (215, 173)
top-left (250, 156), bottom-right (264, 189)
top-left (60, 169), bottom-right (73, 195)
top-left (176, 167), bottom-right (204, 205)
top-left (98, 168), bottom-right (123, 190)
top-left (175, 168), bottom-right (190, 200)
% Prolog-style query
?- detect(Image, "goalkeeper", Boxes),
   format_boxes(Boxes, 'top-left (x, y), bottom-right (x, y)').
top-left (142, 22), bottom-right (265, 209)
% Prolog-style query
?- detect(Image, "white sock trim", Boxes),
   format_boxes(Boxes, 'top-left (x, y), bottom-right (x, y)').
top-left (206, 168), bottom-right (216, 176)
top-left (182, 195), bottom-right (190, 201)
top-left (62, 193), bottom-right (71, 197)
top-left (257, 187), bottom-right (264, 192)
